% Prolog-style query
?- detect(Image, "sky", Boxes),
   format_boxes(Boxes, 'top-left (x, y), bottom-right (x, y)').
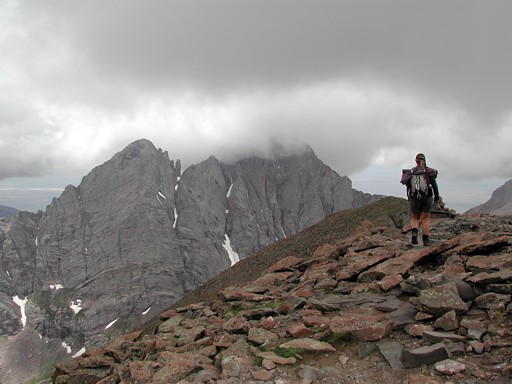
top-left (1, 1), bottom-right (511, 214)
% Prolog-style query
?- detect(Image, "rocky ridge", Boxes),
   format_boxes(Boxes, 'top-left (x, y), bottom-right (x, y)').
top-left (52, 198), bottom-right (512, 383)
top-left (466, 179), bottom-right (512, 216)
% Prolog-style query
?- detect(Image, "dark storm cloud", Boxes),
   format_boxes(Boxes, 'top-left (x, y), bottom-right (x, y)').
top-left (22, 1), bottom-right (511, 114)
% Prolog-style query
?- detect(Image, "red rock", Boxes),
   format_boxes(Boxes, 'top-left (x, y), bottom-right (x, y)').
top-left (291, 288), bottom-right (314, 298)
top-left (358, 247), bottom-right (430, 282)
top-left (214, 333), bottom-right (237, 348)
top-left (159, 309), bottom-right (177, 320)
top-left (433, 310), bottom-right (459, 331)
top-left (223, 316), bottom-right (250, 334)
top-left (302, 315), bottom-right (330, 327)
top-left (299, 309), bottom-right (323, 317)
top-left (337, 248), bottom-right (395, 281)
top-left (311, 243), bottom-right (339, 260)
top-left (467, 254), bottom-right (512, 272)
top-left (466, 269), bottom-right (512, 284)
top-left (252, 368), bottom-right (273, 381)
top-left (247, 327), bottom-right (279, 345)
top-left (129, 361), bottom-right (155, 384)
top-left (279, 338), bottom-right (336, 353)
top-left (262, 359), bottom-right (277, 370)
top-left (257, 351), bottom-right (297, 365)
top-left (301, 262), bottom-right (339, 282)
top-left (254, 272), bottom-right (294, 286)
top-left (329, 314), bottom-right (394, 341)
top-left (286, 323), bottom-right (314, 338)
top-left (458, 235), bottom-right (510, 256)
top-left (267, 255), bottom-right (303, 272)
top-left (379, 274), bottom-right (403, 291)
top-left (475, 292), bottom-right (511, 309)
top-left (351, 281), bottom-right (381, 294)
top-left (408, 373), bottom-right (441, 384)
top-left (404, 323), bottom-right (432, 337)
top-left (257, 316), bottom-right (275, 330)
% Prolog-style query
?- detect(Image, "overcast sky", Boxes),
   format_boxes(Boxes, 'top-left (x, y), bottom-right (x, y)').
top-left (1, 1), bottom-right (511, 213)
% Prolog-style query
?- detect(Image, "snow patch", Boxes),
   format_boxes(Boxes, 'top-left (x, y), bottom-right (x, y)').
top-left (173, 206), bottom-right (178, 228)
top-left (72, 347), bottom-right (86, 358)
top-left (226, 183), bottom-right (233, 198)
top-left (142, 307), bottom-right (151, 315)
top-left (222, 234), bottom-right (240, 266)
top-left (158, 191), bottom-right (167, 200)
top-left (12, 295), bottom-right (28, 327)
top-left (62, 341), bottom-right (72, 354)
top-left (105, 318), bottom-right (118, 329)
top-left (69, 299), bottom-right (82, 314)
top-left (50, 284), bottom-right (64, 290)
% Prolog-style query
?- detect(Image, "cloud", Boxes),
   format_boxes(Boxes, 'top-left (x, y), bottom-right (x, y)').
top-left (1, 0), bottom-right (512, 190)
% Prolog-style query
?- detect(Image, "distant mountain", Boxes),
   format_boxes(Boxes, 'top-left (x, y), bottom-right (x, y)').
top-left (0, 139), bottom-right (380, 363)
top-left (0, 205), bottom-right (18, 218)
top-left (466, 179), bottom-right (512, 216)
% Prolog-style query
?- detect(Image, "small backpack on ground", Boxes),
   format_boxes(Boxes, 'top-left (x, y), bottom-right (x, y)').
top-left (409, 169), bottom-right (430, 200)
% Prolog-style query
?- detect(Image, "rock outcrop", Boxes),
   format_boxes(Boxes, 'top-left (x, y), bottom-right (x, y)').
top-left (0, 139), bottom-right (376, 350)
top-left (51, 206), bottom-right (512, 384)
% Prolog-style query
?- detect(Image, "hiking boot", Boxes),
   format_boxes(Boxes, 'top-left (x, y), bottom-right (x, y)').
top-left (411, 228), bottom-right (418, 245)
top-left (423, 235), bottom-right (430, 246)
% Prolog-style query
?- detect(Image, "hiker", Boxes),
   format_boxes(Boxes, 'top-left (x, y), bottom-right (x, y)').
top-left (400, 153), bottom-right (440, 246)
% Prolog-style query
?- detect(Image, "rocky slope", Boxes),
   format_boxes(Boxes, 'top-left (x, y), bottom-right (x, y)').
top-left (467, 179), bottom-right (512, 216)
top-left (50, 197), bottom-right (512, 384)
top-left (0, 139), bottom-right (377, 380)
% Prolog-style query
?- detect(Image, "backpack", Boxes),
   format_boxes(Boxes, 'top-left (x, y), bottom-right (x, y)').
top-left (409, 170), bottom-right (430, 200)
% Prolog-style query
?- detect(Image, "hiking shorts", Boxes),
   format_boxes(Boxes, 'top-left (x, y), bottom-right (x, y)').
top-left (409, 196), bottom-right (433, 214)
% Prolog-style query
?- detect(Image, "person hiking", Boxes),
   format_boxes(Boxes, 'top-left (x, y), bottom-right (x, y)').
top-left (400, 153), bottom-right (440, 246)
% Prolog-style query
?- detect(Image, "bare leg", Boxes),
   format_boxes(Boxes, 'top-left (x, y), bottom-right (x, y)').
top-left (420, 212), bottom-right (431, 245)
top-left (411, 213), bottom-right (420, 229)
top-left (420, 212), bottom-right (430, 235)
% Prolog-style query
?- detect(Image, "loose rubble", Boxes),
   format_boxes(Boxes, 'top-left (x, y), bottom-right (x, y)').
top-left (52, 213), bottom-right (512, 383)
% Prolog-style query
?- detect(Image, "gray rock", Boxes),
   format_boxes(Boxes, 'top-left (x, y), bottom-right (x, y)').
top-left (377, 341), bottom-right (404, 370)
top-left (422, 330), bottom-right (465, 344)
top-left (400, 342), bottom-right (450, 368)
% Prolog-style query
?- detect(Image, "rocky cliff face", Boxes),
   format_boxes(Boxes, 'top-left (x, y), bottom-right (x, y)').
top-left (0, 139), bottom-right (376, 353)
top-left (466, 179), bottom-right (512, 216)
